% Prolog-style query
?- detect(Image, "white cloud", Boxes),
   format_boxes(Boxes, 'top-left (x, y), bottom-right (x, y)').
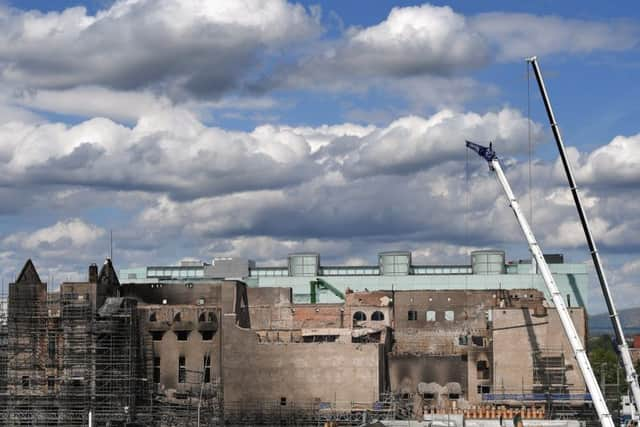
top-left (0, 108), bottom-right (319, 199)
top-left (0, 0), bottom-right (320, 99)
top-left (0, 2), bottom-right (634, 120)
top-left (0, 106), bottom-right (541, 201)
top-left (256, 4), bottom-right (637, 106)
top-left (346, 4), bottom-right (488, 75)
top-left (471, 13), bottom-right (638, 61)
top-left (573, 133), bottom-right (640, 187)
top-left (4, 218), bottom-right (105, 250)
top-left (14, 86), bottom-right (173, 123)
top-left (339, 108), bottom-right (543, 178)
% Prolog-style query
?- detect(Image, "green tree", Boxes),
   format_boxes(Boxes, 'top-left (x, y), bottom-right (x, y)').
top-left (588, 334), bottom-right (626, 415)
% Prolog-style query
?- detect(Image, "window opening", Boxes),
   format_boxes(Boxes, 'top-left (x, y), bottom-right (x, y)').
top-left (471, 335), bottom-right (485, 347)
top-left (178, 356), bottom-right (186, 383)
top-left (200, 331), bottom-right (214, 340)
top-left (203, 355), bottom-right (211, 383)
top-left (353, 311), bottom-right (366, 322)
top-left (175, 331), bottom-right (190, 341)
top-left (153, 357), bottom-right (161, 384)
top-left (408, 310), bottom-right (418, 321)
top-left (48, 334), bottom-right (56, 361)
top-left (371, 311), bottom-right (384, 321)
top-left (477, 360), bottom-right (490, 380)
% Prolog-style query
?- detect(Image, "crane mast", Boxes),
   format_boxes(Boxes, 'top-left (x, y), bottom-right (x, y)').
top-left (527, 56), bottom-right (640, 421)
top-left (466, 140), bottom-right (614, 427)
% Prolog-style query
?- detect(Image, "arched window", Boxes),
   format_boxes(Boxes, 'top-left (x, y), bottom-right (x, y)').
top-left (208, 312), bottom-right (215, 322)
top-left (371, 311), bottom-right (384, 321)
top-left (353, 311), bottom-right (367, 322)
top-left (149, 312), bottom-right (157, 322)
top-left (174, 312), bottom-right (181, 322)
top-left (198, 312), bottom-right (206, 322)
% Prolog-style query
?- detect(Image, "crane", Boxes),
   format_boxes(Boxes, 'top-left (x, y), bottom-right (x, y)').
top-left (466, 140), bottom-right (614, 427)
top-left (527, 56), bottom-right (640, 423)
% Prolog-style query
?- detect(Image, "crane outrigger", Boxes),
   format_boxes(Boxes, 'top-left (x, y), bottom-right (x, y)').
top-left (527, 56), bottom-right (640, 424)
top-left (466, 140), bottom-right (614, 427)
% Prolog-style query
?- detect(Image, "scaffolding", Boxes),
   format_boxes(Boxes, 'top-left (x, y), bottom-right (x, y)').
top-left (5, 267), bottom-right (56, 426)
top-left (2, 273), bottom-right (155, 426)
top-left (60, 289), bottom-right (93, 425)
top-left (94, 297), bottom-right (149, 426)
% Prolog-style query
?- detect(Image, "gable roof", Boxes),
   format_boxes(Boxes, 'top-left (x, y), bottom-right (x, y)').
top-left (98, 258), bottom-right (120, 287)
top-left (16, 259), bottom-right (42, 284)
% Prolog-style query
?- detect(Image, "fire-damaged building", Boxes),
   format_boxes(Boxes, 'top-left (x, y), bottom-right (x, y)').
top-left (0, 257), bottom-right (589, 426)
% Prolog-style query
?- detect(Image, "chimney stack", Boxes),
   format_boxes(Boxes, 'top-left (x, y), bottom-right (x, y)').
top-left (89, 263), bottom-right (98, 283)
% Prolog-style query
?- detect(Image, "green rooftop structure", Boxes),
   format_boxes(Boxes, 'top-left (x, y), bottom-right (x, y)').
top-left (120, 249), bottom-right (589, 309)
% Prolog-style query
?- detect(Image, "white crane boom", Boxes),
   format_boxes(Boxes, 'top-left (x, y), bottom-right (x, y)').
top-left (527, 56), bottom-right (640, 421)
top-left (466, 141), bottom-right (614, 427)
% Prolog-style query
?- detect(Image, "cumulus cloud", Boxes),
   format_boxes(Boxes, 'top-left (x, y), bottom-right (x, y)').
top-left (1, 2), bottom-right (632, 119)
top-left (471, 13), bottom-right (639, 61)
top-left (256, 4), bottom-right (637, 99)
top-left (4, 218), bottom-right (105, 250)
top-left (0, 106), bottom-right (540, 202)
top-left (1, 218), bottom-right (107, 279)
top-left (0, 0), bottom-right (320, 99)
top-left (291, 4), bottom-right (488, 82)
top-left (13, 86), bottom-right (173, 124)
top-left (0, 107), bottom-right (319, 200)
top-left (338, 108), bottom-right (543, 178)
top-left (573, 133), bottom-right (640, 187)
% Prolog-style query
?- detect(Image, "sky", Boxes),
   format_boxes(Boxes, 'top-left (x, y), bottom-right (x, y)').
top-left (0, 0), bottom-right (639, 314)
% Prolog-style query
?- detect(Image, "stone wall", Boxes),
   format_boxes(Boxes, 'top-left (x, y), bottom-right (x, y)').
top-left (223, 316), bottom-right (385, 409)
top-left (491, 307), bottom-right (587, 395)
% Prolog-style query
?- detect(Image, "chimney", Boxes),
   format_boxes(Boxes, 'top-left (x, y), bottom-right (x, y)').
top-left (89, 263), bottom-right (98, 283)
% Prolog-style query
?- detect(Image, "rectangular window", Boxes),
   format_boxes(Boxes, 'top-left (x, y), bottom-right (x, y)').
top-left (444, 310), bottom-right (455, 321)
top-left (426, 310), bottom-right (436, 322)
top-left (178, 356), bottom-right (186, 383)
top-left (477, 385), bottom-right (491, 394)
top-left (48, 334), bottom-right (56, 362)
top-left (203, 355), bottom-right (211, 383)
top-left (47, 376), bottom-right (55, 391)
top-left (153, 357), bottom-right (161, 384)
top-left (22, 376), bottom-right (29, 389)
top-left (407, 310), bottom-right (418, 321)
top-left (280, 397), bottom-right (287, 406)
top-left (471, 335), bottom-right (485, 347)
top-left (477, 360), bottom-right (490, 380)
top-left (175, 331), bottom-right (190, 341)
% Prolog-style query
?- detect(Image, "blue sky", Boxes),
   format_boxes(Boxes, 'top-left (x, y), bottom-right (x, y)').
top-left (0, 0), bottom-right (639, 313)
